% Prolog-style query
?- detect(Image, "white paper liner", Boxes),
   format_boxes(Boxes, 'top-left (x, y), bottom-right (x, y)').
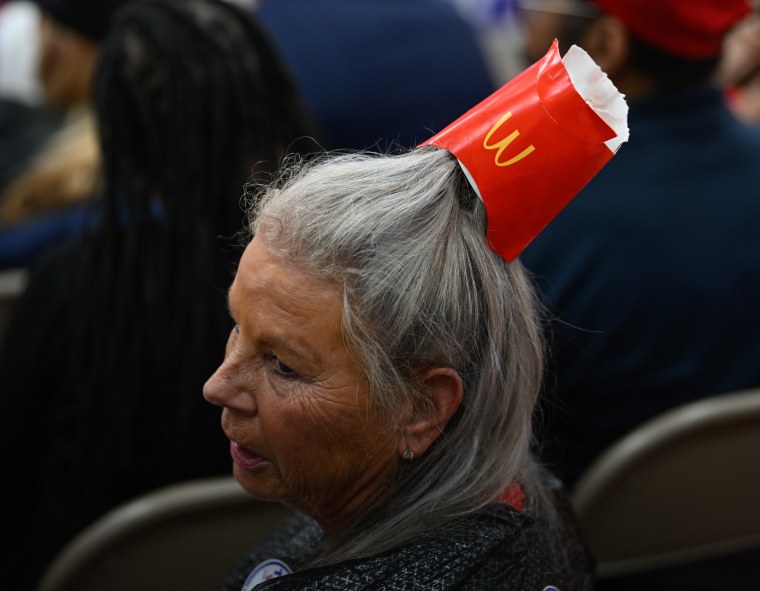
top-left (563, 45), bottom-right (630, 153)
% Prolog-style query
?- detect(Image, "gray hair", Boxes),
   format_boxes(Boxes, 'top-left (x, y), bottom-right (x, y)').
top-left (248, 147), bottom-right (550, 563)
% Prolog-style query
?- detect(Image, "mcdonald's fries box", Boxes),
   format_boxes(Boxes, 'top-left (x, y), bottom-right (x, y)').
top-left (422, 40), bottom-right (628, 261)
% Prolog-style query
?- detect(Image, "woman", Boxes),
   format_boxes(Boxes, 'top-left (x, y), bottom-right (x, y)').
top-left (204, 147), bottom-right (595, 590)
top-left (0, 0), bottom-right (317, 588)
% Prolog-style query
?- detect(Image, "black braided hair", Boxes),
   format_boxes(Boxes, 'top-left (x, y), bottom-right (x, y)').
top-left (65, 0), bottom-right (318, 513)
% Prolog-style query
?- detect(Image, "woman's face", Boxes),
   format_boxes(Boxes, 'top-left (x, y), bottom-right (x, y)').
top-left (38, 12), bottom-right (98, 108)
top-left (203, 234), bottom-right (400, 533)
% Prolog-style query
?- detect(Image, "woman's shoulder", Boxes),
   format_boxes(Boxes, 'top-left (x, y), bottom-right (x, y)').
top-left (220, 512), bottom-right (323, 591)
top-left (224, 502), bottom-right (593, 591)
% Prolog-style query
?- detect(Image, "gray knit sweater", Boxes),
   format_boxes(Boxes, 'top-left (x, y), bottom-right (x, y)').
top-left (219, 489), bottom-right (594, 591)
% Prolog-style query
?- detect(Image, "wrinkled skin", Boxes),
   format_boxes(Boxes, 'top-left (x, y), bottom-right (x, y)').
top-left (203, 234), bottom-right (399, 535)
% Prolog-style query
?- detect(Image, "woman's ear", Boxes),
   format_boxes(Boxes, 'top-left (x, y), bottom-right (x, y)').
top-left (581, 15), bottom-right (630, 76)
top-left (399, 367), bottom-right (463, 460)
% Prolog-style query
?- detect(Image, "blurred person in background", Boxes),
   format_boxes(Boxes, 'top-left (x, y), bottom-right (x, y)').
top-left (518, 0), bottom-right (760, 484)
top-left (718, 3), bottom-right (760, 123)
top-left (253, 0), bottom-right (497, 150)
top-left (0, 0), bottom-right (44, 105)
top-left (518, 0), bottom-right (760, 481)
top-left (442, 0), bottom-right (527, 85)
top-left (0, 0), bottom-right (317, 588)
top-left (0, 0), bottom-right (134, 269)
top-left (0, 1), bottom-right (63, 204)
top-left (516, 1), bottom-right (760, 586)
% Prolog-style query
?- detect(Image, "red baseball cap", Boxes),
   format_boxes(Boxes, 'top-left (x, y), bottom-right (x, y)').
top-left (591, 0), bottom-right (752, 59)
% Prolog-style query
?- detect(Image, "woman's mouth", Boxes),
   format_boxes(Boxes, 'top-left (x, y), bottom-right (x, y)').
top-left (229, 440), bottom-right (268, 470)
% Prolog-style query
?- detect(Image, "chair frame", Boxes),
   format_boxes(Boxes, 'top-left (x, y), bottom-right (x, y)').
top-left (36, 475), bottom-right (292, 591)
top-left (571, 386), bottom-right (760, 578)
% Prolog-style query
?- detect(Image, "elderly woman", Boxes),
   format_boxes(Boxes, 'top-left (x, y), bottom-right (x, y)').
top-left (203, 145), bottom-right (596, 590)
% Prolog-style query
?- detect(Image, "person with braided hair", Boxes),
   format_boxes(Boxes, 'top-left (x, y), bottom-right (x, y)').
top-left (0, 1), bottom-right (318, 588)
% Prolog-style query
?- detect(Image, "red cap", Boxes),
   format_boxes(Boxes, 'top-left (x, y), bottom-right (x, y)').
top-left (591, 0), bottom-right (751, 59)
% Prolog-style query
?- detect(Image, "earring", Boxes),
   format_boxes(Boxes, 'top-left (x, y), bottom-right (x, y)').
top-left (402, 448), bottom-right (414, 461)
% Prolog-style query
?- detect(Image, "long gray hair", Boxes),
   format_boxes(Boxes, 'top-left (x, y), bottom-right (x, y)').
top-left (248, 147), bottom-right (552, 563)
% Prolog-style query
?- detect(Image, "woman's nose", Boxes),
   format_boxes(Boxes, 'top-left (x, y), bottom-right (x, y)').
top-left (202, 360), bottom-right (258, 414)
top-left (202, 367), bottom-right (226, 407)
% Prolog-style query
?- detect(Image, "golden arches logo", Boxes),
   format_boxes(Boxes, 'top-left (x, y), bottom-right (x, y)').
top-left (483, 111), bottom-right (535, 167)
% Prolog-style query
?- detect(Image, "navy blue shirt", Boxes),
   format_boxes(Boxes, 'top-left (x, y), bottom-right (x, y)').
top-left (521, 86), bottom-right (760, 486)
top-left (256, 0), bottom-right (495, 150)
top-left (0, 203), bottom-right (90, 269)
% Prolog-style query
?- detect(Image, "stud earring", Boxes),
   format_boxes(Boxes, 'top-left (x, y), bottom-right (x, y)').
top-left (402, 448), bottom-right (414, 461)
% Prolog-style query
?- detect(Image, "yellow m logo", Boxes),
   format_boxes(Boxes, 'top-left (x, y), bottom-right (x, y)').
top-left (483, 111), bottom-right (535, 167)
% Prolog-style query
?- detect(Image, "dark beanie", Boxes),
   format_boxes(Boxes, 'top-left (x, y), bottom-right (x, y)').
top-left (34, 0), bottom-right (135, 40)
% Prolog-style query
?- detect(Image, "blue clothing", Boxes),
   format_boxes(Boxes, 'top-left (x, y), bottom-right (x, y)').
top-left (520, 86), bottom-right (760, 487)
top-left (256, 0), bottom-right (495, 150)
top-left (0, 203), bottom-right (91, 269)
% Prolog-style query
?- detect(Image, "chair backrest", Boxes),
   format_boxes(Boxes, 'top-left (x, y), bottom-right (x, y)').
top-left (36, 475), bottom-right (293, 591)
top-left (571, 386), bottom-right (760, 579)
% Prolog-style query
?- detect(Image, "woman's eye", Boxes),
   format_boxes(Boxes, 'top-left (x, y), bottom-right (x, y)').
top-left (225, 324), bottom-right (240, 351)
top-left (269, 355), bottom-right (296, 377)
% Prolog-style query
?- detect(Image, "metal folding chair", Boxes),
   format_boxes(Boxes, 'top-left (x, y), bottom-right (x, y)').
top-left (36, 475), bottom-right (292, 591)
top-left (572, 386), bottom-right (760, 582)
